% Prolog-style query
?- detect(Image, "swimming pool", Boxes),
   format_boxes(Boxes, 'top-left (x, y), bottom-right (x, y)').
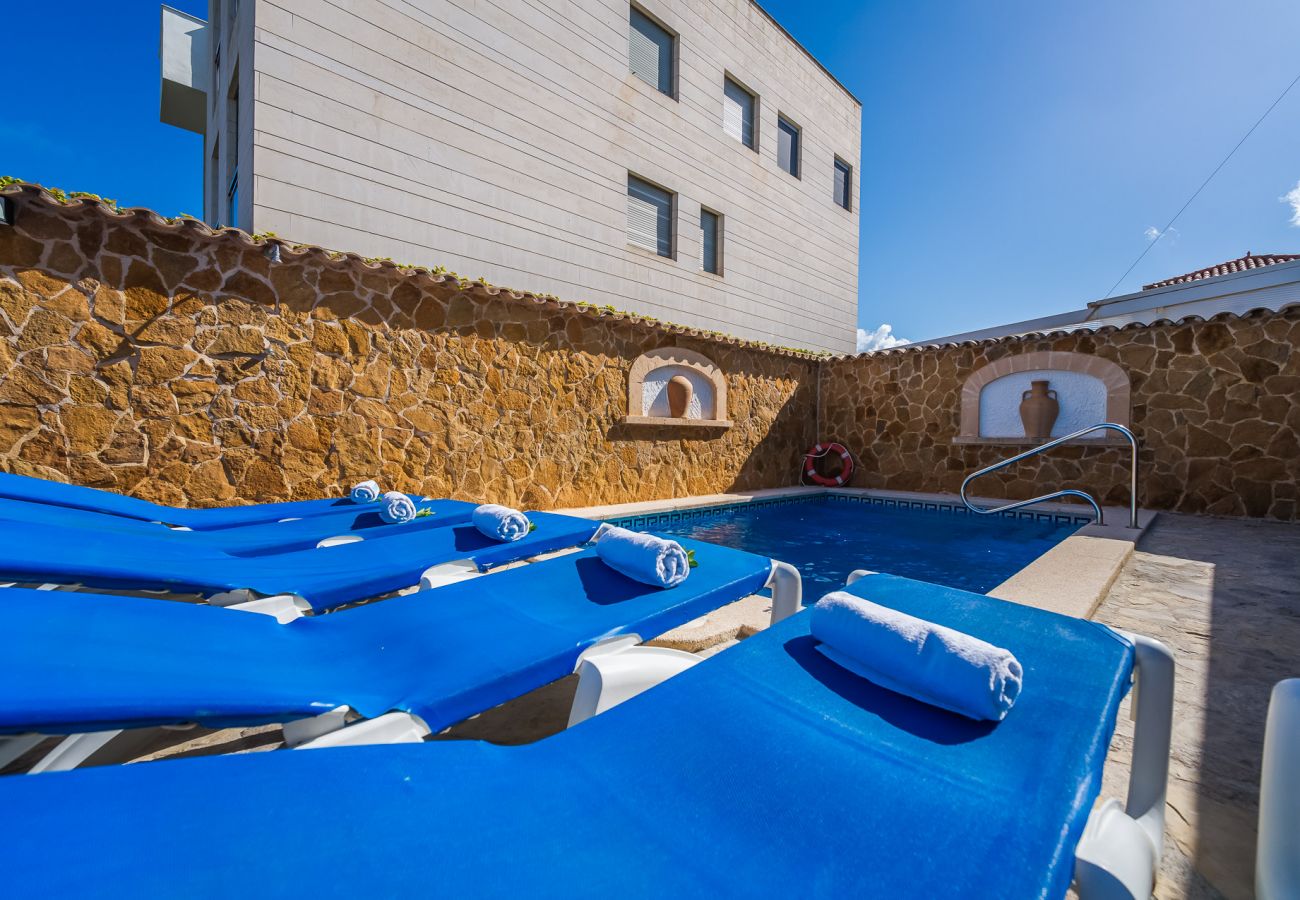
top-left (610, 495), bottom-right (1083, 597)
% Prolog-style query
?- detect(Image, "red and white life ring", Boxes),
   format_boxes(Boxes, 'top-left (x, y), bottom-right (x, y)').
top-left (804, 442), bottom-right (854, 487)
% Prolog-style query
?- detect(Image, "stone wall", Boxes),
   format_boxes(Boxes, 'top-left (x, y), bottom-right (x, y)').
top-left (0, 186), bottom-right (817, 509)
top-left (819, 309), bottom-right (1300, 520)
top-left (1, 184), bottom-right (1296, 520)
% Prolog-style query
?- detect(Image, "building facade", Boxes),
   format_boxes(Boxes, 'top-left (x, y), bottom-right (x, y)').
top-left (914, 253), bottom-right (1300, 347)
top-left (161, 1), bottom-right (862, 352)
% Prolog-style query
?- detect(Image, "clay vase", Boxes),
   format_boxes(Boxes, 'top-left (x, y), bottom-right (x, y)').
top-left (666, 375), bottom-right (693, 418)
top-left (1019, 380), bottom-right (1059, 441)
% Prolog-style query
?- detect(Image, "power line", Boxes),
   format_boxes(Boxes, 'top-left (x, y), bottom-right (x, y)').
top-left (1102, 68), bottom-right (1300, 299)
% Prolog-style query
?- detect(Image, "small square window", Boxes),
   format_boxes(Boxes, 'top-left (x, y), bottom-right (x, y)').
top-left (700, 209), bottom-right (722, 274)
top-left (629, 6), bottom-right (675, 98)
top-left (777, 115), bottom-right (800, 178)
top-left (834, 158), bottom-right (853, 211)
top-left (722, 78), bottom-right (756, 150)
top-left (627, 174), bottom-right (674, 258)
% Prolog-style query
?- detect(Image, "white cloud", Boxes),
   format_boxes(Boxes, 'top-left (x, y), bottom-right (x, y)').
top-left (1282, 180), bottom-right (1300, 227)
top-left (856, 323), bottom-right (910, 353)
top-left (1144, 225), bottom-right (1179, 243)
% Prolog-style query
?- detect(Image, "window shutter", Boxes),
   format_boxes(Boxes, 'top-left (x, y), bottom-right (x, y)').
top-left (629, 8), bottom-right (673, 96)
top-left (700, 210), bottom-right (720, 274)
top-left (628, 175), bottom-right (673, 257)
top-left (777, 117), bottom-right (799, 176)
top-left (834, 159), bottom-right (851, 210)
top-left (722, 79), bottom-right (754, 148)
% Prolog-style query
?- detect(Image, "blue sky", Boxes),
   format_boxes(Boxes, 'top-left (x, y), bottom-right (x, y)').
top-left (2, 1), bottom-right (1298, 347)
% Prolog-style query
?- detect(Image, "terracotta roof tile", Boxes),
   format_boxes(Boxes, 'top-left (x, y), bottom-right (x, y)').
top-left (1143, 252), bottom-right (1299, 290)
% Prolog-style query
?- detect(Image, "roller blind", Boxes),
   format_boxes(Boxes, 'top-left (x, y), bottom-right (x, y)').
top-left (700, 209), bottom-right (720, 274)
top-left (629, 8), bottom-right (673, 96)
top-left (834, 158), bottom-right (852, 210)
top-left (628, 175), bottom-right (673, 257)
top-left (722, 78), bottom-right (755, 148)
top-left (777, 116), bottom-right (800, 177)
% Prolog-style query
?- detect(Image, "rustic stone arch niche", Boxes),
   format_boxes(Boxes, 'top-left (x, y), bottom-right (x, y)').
top-left (623, 347), bottom-right (732, 428)
top-left (957, 351), bottom-right (1130, 443)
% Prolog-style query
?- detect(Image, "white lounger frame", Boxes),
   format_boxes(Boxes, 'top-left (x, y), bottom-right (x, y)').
top-left (14, 562), bottom-right (480, 772)
top-left (13, 555), bottom-right (797, 774)
top-left (569, 567), bottom-right (1174, 900)
top-left (567, 560), bottom-right (801, 726)
top-left (1257, 678), bottom-right (1300, 900)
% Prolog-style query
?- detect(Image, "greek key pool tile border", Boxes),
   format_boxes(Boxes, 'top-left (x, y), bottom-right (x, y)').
top-left (607, 492), bottom-right (1093, 529)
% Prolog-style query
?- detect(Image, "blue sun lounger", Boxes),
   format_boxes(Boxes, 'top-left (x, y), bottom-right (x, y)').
top-left (0, 496), bottom-right (480, 556)
top-left (0, 536), bottom-right (798, 771)
top-left (0, 511), bottom-right (601, 613)
top-left (0, 471), bottom-right (417, 530)
top-left (0, 572), bottom-right (1168, 899)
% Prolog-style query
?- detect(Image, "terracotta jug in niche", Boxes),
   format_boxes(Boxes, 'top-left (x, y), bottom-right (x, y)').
top-left (1019, 379), bottom-right (1059, 440)
top-left (666, 375), bottom-right (693, 418)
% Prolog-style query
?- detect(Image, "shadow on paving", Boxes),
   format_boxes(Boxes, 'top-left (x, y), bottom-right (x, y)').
top-left (1091, 513), bottom-right (1300, 900)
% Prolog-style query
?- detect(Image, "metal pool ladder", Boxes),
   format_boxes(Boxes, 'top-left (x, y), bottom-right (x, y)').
top-left (960, 423), bottom-right (1139, 528)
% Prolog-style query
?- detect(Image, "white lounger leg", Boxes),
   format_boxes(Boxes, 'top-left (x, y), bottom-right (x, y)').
top-left (568, 635), bottom-right (701, 727)
top-left (281, 706), bottom-right (354, 748)
top-left (846, 568), bottom-right (877, 586)
top-left (229, 593), bottom-right (310, 623)
top-left (766, 561), bottom-right (803, 625)
top-left (294, 712), bottom-right (429, 749)
top-left (1257, 678), bottom-right (1300, 900)
top-left (0, 734), bottom-right (45, 769)
top-left (1074, 631), bottom-right (1174, 900)
top-left (316, 534), bottom-right (365, 548)
top-left (419, 559), bottom-right (482, 591)
top-left (29, 730), bottom-right (124, 774)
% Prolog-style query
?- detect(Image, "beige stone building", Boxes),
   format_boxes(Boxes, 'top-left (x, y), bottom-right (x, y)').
top-left (160, 0), bottom-right (862, 352)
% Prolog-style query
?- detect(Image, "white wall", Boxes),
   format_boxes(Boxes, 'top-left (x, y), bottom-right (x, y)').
top-left (238, 0), bottom-right (861, 352)
top-left (979, 370), bottom-right (1107, 439)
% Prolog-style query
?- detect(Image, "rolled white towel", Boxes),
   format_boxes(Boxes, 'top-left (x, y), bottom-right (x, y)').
top-left (349, 480), bottom-right (381, 504)
top-left (472, 504), bottom-right (531, 542)
top-left (379, 491), bottom-right (417, 524)
top-left (595, 525), bottom-right (690, 589)
top-left (811, 591), bottom-right (1023, 721)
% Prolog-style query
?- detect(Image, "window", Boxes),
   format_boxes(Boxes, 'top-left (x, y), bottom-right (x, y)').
top-left (700, 209), bottom-right (721, 274)
top-left (627, 174), bottom-right (674, 258)
top-left (777, 116), bottom-right (800, 177)
top-left (225, 78), bottom-right (239, 228)
top-left (211, 42), bottom-right (221, 109)
top-left (227, 172), bottom-right (239, 230)
top-left (629, 6), bottom-right (674, 97)
top-left (834, 157), bottom-right (852, 210)
top-left (207, 139), bottom-right (220, 226)
top-left (722, 77), bottom-right (756, 150)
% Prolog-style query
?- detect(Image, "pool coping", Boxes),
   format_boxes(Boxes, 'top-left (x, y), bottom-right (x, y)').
top-left (557, 486), bottom-right (1156, 621)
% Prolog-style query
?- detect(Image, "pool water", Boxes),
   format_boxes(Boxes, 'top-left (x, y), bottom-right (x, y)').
top-left (615, 496), bottom-right (1080, 598)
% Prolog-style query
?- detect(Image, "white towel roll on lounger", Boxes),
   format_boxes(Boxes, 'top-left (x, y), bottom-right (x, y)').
top-left (350, 480), bottom-right (381, 504)
top-left (811, 591), bottom-right (1023, 721)
top-left (472, 504), bottom-right (531, 542)
top-left (379, 491), bottom-right (417, 524)
top-left (594, 525), bottom-right (690, 589)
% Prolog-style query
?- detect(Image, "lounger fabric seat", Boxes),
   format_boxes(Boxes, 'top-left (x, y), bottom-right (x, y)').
top-left (0, 471), bottom-right (410, 530)
top-left (0, 574), bottom-right (1131, 898)
top-left (0, 536), bottom-right (773, 735)
top-left (0, 512), bottom-right (600, 611)
top-left (0, 497), bottom-right (479, 556)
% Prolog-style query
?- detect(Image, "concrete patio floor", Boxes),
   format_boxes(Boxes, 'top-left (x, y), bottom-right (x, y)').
top-left (1092, 513), bottom-right (1300, 900)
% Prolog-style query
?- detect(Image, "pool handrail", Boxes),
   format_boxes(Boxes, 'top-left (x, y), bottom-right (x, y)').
top-left (960, 422), bottom-right (1139, 529)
